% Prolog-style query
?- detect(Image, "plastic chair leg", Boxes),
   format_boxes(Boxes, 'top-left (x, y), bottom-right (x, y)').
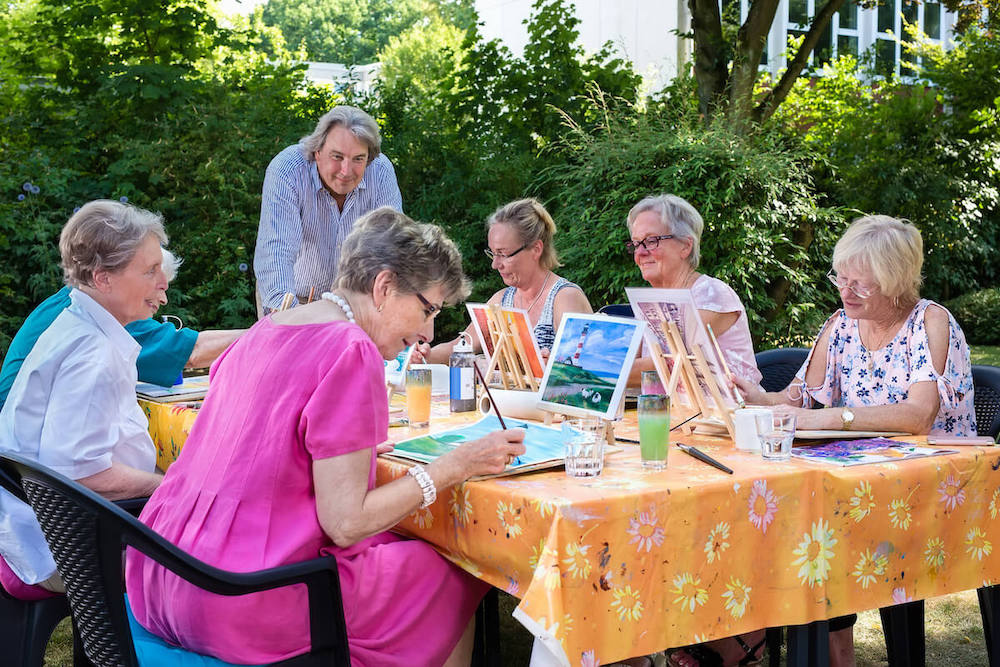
top-left (981, 584), bottom-right (1000, 666)
top-left (786, 620), bottom-right (829, 667)
top-left (472, 587), bottom-right (501, 667)
top-left (879, 599), bottom-right (925, 666)
top-left (0, 592), bottom-right (71, 667)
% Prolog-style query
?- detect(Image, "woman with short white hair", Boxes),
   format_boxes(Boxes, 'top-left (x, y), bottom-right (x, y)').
top-left (0, 200), bottom-right (167, 600)
top-left (737, 214), bottom-right (975, 435)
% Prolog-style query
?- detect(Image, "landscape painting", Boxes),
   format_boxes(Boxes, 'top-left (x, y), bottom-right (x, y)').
top-left (537, 313), bottom-right (645, 419)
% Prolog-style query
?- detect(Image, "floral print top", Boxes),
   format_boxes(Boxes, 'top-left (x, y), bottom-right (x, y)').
top-left (796, 299), bottom-right (976, 435)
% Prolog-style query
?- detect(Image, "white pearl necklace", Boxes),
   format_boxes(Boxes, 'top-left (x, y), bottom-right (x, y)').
top-left (320, 292), bottom-right (355, 323)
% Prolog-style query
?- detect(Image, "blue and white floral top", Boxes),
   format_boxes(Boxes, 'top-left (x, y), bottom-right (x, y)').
top-left (796, 299), bottom-right (976, 435)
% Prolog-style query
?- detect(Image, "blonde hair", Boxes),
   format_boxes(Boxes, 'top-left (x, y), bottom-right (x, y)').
top-left (626, 194), bottom-right (704, 269)
top-left (337, 207), bottom-right (470, 305)
top-left (485, 198), bottom-right (561, 271)
top-left (832, 215), bottom-right (923, 303)
top-left (60, 200), bottom-right (167, 288)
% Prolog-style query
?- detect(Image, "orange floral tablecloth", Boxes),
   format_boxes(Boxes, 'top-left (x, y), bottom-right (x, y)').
top-left (142, 398), bottom-right (1000, 667)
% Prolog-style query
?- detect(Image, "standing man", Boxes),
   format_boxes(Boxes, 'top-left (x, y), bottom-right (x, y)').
top-left (254, 105), bottom-right (402, 313)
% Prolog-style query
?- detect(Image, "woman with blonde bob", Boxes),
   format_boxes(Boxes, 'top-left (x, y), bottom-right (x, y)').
top-left (425, 198), bottom-right (592, 361)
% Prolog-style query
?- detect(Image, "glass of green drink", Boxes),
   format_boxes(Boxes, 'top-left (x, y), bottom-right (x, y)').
top-left (638, 394), bottom-right (670, 470)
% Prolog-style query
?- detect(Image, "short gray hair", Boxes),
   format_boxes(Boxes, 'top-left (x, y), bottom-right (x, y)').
top-left (337, 207), bottom-right (470, 305)
top-left (298, 106), bottom-right (381, 163)
top-left (626, 195), bottom-right (704, 269)
top-left (60, 200), bottom-right (167, 288)
top-left (161, 247), bottom-right (182, 282)
top-left (833, 215), bottom-right (923, 303)
top-left (486, 198), bottom-right (561, 271)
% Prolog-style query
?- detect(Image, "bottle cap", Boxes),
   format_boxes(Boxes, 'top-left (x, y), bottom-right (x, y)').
top-left (454, 332), bottom-right (473, 353)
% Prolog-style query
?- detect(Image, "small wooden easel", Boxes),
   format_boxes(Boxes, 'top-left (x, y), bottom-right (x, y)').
top-left (483, 305), bottom-right (539, 391)
top-left (646, 319), bottom-right (735, 439)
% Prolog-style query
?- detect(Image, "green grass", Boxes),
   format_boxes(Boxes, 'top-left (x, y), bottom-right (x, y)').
top-left (45, 590), bottom-right (988, 665)
top-left (971, 345), bottom-right (1000, 366)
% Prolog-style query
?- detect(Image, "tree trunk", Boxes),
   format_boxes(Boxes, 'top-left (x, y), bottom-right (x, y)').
top-left (688, 0), bottom-right (729, 118)
top-left (728, 0), bottom-right (782, 128)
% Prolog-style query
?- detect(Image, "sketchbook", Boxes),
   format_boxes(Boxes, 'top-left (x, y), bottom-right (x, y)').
top-left (789, 437), bottom-right (957, 466)
top-left (136, 375), bottom-right (210, 403)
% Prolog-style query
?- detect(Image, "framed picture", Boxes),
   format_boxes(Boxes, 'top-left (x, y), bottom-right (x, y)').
top-left (537, 313), bottom-right (646, 420)
top-left (624, 287), bottom-right (735, 408)
top-left (466, 303), bottom-right (546, 379)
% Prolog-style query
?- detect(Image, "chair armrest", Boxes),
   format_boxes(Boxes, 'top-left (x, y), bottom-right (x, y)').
top-left (113, 496), bottom-right (149, 517)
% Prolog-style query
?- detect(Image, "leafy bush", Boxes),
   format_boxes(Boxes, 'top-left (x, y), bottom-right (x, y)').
top-left (945, 288), bottom-right (1000, 345)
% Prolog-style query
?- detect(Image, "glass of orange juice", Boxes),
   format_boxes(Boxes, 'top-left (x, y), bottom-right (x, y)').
top-left (405, 368), bottom-right (432, 428)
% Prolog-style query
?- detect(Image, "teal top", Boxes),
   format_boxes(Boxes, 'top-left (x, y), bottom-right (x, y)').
top-left (0, 287), bottom-right (198, 409)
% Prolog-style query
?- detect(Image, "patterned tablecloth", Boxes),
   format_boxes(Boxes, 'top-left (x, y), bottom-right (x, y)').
top-left (143, 398), bottom-right (1000, 667)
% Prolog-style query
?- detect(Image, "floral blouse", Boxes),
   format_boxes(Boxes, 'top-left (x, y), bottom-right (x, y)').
top-left (796, 299), bottom-right (976, 435)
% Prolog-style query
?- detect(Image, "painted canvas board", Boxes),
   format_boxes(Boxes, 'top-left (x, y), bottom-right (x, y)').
top-left (625, 287), bottom-right (736, 409)
top-left (466, 303), bottom-right (495, 357)
top-left (391, 415), bottom-right (564, 472)
top-left (502, 308), bottom-right (545, 378)
top-left (536, 313), bottom-right (645, 420)
top-left (789, 437), bottom-right (957, 466)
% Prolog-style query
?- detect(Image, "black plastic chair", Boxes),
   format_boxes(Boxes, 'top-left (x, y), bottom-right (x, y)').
top-left (1, 452), bottom-right (351, 667)
top-left (755, 348), bottom-right (809, 393)
top-left (598, 303), bottom-right (634, 318)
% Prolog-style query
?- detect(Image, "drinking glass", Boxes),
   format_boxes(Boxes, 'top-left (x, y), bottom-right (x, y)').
top-left (405, 368), bottom-right (433, 428)
top-left (638, 394), bottom-right (670, 470)
top-left (640, 370), bottom-right (666, 396)
top-left (760, 413), bottom-right (796, 461)
top-left (563, 418), bottom-right (605, 477)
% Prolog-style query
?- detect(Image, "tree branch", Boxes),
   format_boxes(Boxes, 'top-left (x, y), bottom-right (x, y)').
top-left (728, 0), bottom-right (782, 125)
top-left (752, 0), bottom-right (849, 124)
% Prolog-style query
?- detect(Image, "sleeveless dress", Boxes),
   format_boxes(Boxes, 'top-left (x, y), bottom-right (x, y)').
top-left (125, 318), bottom-right (487, 665)
top-left (501, 277), bottom-right (583, 350)
top-left (796, 299), bottom-right (976, 435)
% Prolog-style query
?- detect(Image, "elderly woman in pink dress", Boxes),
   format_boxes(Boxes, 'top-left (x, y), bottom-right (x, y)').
top-left (626, 194), bottom-right (762, 387)
top-left (126, 208), bottom-right (525, 666)
top-left (731, 214), bottom-right (975, 667)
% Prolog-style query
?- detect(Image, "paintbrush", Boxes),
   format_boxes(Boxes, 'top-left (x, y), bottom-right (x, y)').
top-left (706, 323), bottom-right (745, 409)
top-left (473, 363), bottom-right (523, 465)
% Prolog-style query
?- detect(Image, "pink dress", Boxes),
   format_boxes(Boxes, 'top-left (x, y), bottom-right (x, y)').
top-left (125, 318), bottom-right (488, 665)
top-left (691, 275), bottom-right (762, 384)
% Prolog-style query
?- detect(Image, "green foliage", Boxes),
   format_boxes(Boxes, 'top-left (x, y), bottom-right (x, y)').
top-left (946, 288), bottom-right (1000, 345)
top-left (537, 95), bottom-right (845, 347)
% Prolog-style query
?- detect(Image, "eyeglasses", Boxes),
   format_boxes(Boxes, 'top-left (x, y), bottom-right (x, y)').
top-left (414, 291), bottom-right (441, 320)
top-left (827, 271), bottom-right (876, 299)
top-left (484, 242), bottom-right (530, 261)
top-left (624, 234), bottom-right (675, 255)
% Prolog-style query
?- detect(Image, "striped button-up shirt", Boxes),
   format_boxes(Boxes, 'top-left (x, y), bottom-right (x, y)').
top-left (254, 144), bottom-right (403, 310)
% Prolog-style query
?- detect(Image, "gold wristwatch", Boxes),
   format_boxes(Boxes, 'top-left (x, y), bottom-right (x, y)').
top-left (841, 407), bottom-right (855, 431)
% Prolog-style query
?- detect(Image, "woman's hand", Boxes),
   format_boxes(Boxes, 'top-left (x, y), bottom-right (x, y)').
top-left (732, 374), bottom-right (766, 405)
top-left (410, 341), bottom-right (431, 364)
top-left (443, 428), bottom-right (527, 479)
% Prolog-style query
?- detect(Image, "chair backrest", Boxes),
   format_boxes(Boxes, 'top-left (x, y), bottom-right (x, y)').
top-left (972, 364), bottom-right (1000, 439)
top-left (598, 303), bottom-right (634, 318)
top-left (1, 453), bottom-right (350, 667)
top-left (755, 347), bottom-right (810, 393)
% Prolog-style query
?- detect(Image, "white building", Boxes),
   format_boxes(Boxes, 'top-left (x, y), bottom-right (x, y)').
top-left (302, 62), bottom-right (381, 94)
top-left (474, 0), bottom-right (956, 88)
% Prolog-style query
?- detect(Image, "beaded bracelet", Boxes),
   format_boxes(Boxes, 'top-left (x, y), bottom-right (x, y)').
top-left (407, 464), bottom-right (437, 509)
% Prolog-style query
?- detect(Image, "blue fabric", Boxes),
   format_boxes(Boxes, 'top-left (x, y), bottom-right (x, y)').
top-left (125, 594), bottom-right (265, 667)
top-left (0, 287), bottom-right (198, 409)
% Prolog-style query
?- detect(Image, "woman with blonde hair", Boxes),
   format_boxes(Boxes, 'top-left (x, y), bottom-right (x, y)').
top-left (425, 198), bottom-right (592, 361)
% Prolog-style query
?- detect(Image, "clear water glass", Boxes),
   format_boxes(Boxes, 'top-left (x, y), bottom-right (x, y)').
top-left (760, 413), bottom-right (796, 461)
top-left (563, 418), bottom-right (605, 477)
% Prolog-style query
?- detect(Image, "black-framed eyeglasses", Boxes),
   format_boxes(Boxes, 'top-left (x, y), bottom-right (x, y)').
top-left (414, 291), bottom-right (441, 320)
top-left (484, 242), bottom-right (530, 261)
top-left (624, 234), bottom-right (675, 255)
top-left (826, 271), bottom-right (876, 299)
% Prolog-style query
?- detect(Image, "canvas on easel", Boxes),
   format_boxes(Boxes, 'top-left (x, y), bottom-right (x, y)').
top-left (625, 287), bottom-right (739, 438)
top-left (467, 303), bottom-right (544, 391)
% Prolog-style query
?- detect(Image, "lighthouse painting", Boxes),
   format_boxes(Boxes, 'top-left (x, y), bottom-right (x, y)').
top-left (538, 313), bottom-right (645, 419)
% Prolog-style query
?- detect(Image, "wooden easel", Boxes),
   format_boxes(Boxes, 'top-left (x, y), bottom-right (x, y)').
top-left (483, 305), bottom-right (539, 391)
top-left (647, 319), bottom-right (735, 439)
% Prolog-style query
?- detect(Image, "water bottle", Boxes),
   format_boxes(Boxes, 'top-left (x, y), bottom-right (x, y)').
top-left (449, 332), bottom-right (476, 412)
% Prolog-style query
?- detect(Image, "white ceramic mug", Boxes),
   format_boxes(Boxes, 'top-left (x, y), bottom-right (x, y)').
top-left (733, 407), bottom-right (774, 451)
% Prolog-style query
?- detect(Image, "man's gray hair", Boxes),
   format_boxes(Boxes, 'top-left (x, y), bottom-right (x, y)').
top-left (626, 194), bottom-right (704, 269)
top-left (60, 200), bottom-right (167, 288)
top-left (337, 207), bottom-right (470, 305)
top-left (299, 106), bottom-right (382, 163)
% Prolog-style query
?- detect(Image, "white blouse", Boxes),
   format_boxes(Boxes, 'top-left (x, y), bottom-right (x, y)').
top-left (0, 289), bottom-right (155, 584)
